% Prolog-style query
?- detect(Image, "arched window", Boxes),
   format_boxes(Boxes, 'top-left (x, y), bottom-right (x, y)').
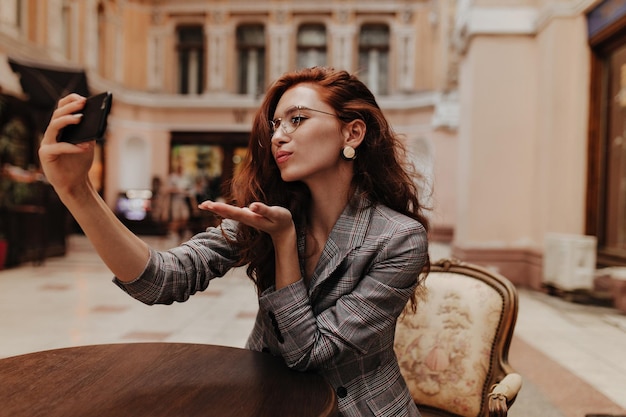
top-left (359, 24), bottom-right (389, 95)
top-left (177, 25), bottom-right (205, 95)
top-left (297, 24), bottom-right (327, 69)
top-left (237, 24), bottom-right (265, 96)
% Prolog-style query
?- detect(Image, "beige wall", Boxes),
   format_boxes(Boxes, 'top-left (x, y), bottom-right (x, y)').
top-left (535, 15), bottom-right (590, 239)
top-left (456, 36), bottom-right (539, 246)
top-left (451, 0), bottom-right (595, 287)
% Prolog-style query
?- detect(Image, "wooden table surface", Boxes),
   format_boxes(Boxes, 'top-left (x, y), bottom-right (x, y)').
top-left (0, 343), bottom-right (338, 417)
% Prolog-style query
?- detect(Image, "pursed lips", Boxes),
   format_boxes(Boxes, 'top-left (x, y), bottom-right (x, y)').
top-left (274, 150), bottom-right (292, 164)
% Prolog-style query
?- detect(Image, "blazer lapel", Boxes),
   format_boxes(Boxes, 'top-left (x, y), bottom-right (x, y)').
top-left (307, 196), bottom-right (374, 300)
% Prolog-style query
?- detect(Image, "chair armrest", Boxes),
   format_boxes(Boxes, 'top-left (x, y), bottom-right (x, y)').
top-left (488, 373), bottom-right (522, 417)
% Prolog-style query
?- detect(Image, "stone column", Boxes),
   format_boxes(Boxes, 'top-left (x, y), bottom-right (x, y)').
top-left (206, 24), bottom-right (228, 92)
top-left (84, 0), bottom-right (98, 71)
top-left (393, 24), bottom-right (416, 92)
top-left (147, 17), bottom-right (167, 92)
top-left (113, 14), bottom-right (123, 84)
top-left (268, 23), bottom-right (292, 83)
top-left (46, 0), bottom-right (63, 58)
top-left (328, 25), bottom-right (355, 72)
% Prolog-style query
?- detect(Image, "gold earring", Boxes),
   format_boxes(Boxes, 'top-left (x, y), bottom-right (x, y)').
top-left (341, 146), bottom-right (356, 161)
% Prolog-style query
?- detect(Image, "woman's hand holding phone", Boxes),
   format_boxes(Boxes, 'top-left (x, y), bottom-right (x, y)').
top-left (58, 91), bottom-right (112, 144)
top-left (38, 94), bottom-right (98, 197)
top-left (39, 92), bottom-right (151, 281)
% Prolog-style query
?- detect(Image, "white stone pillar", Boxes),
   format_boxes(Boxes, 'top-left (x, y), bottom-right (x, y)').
top-left (147, 25), bottom-right (166, 92)
top-left (84, 0), bottom-right (99, 71)
top-left (207, 24), bottom-right (227, 92)
top-left (393, 25), bottom-right (416, 92)
top-left (268, 24), bottom-right (292, 83)
top-left (113, 15), bottom-right (123, 83)
top-left (68, 2), bottom-right (80, 62)
top-left (328, 25), bottom-right (355, 72)
top-left (47, 0), bottom-right (64, 58)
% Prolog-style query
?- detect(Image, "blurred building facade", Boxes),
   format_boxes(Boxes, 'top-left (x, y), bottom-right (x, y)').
top-left (1, 0), bottom-right (624, 288)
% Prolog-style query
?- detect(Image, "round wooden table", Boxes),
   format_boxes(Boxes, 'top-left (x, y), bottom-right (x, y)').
top-left (0, 343), bottom-right (338, 417)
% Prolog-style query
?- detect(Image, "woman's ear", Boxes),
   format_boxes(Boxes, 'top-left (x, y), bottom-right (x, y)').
top-left (342, 119), bottom-right (366, 149)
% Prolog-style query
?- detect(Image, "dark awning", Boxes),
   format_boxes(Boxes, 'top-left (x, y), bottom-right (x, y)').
top-left (8, 56), bottom-right (90, 109)
top-left (7, 56), bottom-right (90, 132)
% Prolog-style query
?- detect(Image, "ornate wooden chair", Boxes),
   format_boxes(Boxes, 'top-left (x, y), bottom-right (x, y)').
top-left (395, 259), bottom-right (522, 417)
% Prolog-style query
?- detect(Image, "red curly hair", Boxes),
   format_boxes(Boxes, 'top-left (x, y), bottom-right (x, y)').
top-left (228, 67), bottom-right (430, 301)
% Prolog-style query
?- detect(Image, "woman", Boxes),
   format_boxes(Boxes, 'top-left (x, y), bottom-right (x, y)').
top-left (39, 67), bottom-right (429, 416)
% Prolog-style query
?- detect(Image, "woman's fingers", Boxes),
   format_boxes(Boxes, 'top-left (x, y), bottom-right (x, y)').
top-left (249, 202), bottom-right (292, 224)
top-left (199, 201), bottom-right (262, 221)
top-left (41, 95), bottom-right (86, 145)
top-left (36, 94), bottom-right (96, 195)
top-left (57, 93), bottom-right (86, 108)
top-left (39, 140), bottom-right (94, 161)
top-left (198, 201), bottom-right (292, 234)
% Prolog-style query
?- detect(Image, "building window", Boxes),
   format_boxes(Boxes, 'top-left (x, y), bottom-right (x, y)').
top-left (297, 24), bottom-right (327, 69)
top-left (61, 2), bottom-right (72, 59)
top-left (237, 24), bottom-right (265, 96)
top-left (97, 3), bottom-right (106, 76)
top-left (359, 24), bottom-right (389, 96)
top-left (177, 26), bottom-right (205, 95)
top-left (16, 0), bottom-right (23, 32)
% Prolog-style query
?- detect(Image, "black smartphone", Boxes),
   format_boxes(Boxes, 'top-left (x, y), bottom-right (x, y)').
top-left (58, 91), bottom-right (112, 144)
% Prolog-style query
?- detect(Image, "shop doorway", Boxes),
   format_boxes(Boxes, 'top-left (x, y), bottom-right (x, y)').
top-left (166, 132), bottom-right (248, 235)
top-left (588, 5), bottom-right (626, 266)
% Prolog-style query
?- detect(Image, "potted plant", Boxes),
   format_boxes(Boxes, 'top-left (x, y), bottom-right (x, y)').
top-left (1, 93), bottom-right (35, 268)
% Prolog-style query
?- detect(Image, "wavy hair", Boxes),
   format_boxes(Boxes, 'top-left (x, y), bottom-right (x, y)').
top-left (228, 67), bottom-right (430, 307)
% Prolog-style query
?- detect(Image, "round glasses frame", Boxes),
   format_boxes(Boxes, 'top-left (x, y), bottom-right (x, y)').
top-left (269, 105), bottom-right (340, 136)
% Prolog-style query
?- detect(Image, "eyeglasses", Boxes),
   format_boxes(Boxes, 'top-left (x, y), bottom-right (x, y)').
top-left (269, 105), bottom-right (340, 136)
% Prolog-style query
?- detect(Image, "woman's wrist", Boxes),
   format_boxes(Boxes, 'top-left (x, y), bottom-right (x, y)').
top-left (57, 179), bottom-right (96, 208)
top-left (270, 225), bottom-right (297, 251)
top-left (272, 225), bottom-right (300, 290)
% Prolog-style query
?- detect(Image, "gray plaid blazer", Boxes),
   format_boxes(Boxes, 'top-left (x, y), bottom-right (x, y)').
top-left (116, 196), bottom-right (428, 417)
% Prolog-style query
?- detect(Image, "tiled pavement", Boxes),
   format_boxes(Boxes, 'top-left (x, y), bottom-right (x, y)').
top-left (1, 234), bottom-right (625, 417)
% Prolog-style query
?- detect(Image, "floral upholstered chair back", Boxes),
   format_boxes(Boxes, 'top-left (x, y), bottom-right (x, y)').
top-left (394, 259), bottom-right (521, 417)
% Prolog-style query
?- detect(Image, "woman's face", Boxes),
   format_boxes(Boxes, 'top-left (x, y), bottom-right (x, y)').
top-left (270, 84), bottom-right (346, 184)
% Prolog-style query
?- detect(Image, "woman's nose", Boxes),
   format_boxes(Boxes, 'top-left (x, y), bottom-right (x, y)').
top-left (271, 127), bottom-right (289, 146)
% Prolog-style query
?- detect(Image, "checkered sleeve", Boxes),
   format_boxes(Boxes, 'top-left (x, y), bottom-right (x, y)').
top-left (113, 220), bottom-right (240, 305)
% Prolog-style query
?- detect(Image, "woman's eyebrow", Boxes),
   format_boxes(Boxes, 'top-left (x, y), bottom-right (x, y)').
top-left (273, 105), bottom-right (300, 119)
